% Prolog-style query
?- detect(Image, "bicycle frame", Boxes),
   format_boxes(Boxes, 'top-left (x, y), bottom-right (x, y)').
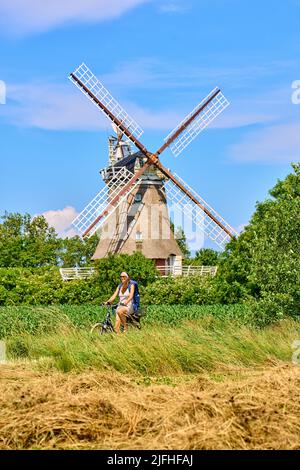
top-left (90, 303), bottom-right (146, 335)
top-left (100, 304), bottom-right (117, 330)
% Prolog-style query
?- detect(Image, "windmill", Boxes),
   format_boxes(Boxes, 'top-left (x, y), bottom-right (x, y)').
top-left (69, 63), bottom-right (237, 275)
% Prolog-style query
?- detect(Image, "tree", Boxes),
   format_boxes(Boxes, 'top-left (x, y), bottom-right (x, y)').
top-left (0, 212), bottom-right (59, 267)
top-left (0, 212), bottom-right (99, 268)
top-left (171, 224), bottom-right (190, 258)
top-left (175, 226), bottom-right (190, 258)
top-left (194, 248), bottom-right (220, 266)
top-left (59, 234), bottom-right (99, 267)
top-left (92, 251), bottom-right (158, 298)
top-left (219, 163), bottom-right (300, 318)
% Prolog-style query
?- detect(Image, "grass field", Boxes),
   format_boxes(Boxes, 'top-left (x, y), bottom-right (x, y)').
top-left (5, 316), bottom-right (300, 375)
top-left (1, 305), bottom-right (300, 449)
top-left (0, 304), bottom-right (252, 339)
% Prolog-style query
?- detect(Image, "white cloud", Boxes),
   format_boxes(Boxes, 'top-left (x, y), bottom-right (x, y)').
top-left (42, 206), bottom-right (79, 238)
top-left (102, 58), bottom-right (293, 91)
top-left (1, 77), bottom-right (280, 132)
top-left (229, 121), bottom-right (300, 163)
top-left (97, 59), bottom-right (294, 130)
top-left (211, 110), bottom-right (277, 130)
top-left (159, 1), bottom-right (190, 13)
top-left (0, 79), bottom-right (278, 131)
top-left (3, 78), bottom-right (273, 133)
top-left (0, 0), bottom-right (151, 35)
top-left (212, 87), bottom-right (293, 130)
top-left (5, 82), bottom-right (102, 130)
top-left (2, 81), bottom-right (181, 131)
top-left (1, 61), bottom-right (296, 134)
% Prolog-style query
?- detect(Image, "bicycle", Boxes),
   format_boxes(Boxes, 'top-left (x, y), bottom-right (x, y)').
top-left (90, 303), bottom-right (147, 335)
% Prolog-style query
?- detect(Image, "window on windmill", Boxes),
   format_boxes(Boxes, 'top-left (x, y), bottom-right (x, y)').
top-left (135, 193), bottom-right (142, 202)
top-left (136, 231), bottom-right (143, 241)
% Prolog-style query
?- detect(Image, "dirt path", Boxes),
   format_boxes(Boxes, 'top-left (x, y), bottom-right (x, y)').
top-left (1, 362), bottom-right (300, 449)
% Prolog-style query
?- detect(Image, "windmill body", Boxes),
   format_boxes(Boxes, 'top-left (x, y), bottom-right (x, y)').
top-left (93, 137), bottom-right (183, 274)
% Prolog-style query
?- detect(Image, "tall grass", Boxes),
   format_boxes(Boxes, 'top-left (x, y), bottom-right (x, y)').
top-left (6, 317), bottom-right (299, 375)
top-left (0, 304), bottom-right (252, 339)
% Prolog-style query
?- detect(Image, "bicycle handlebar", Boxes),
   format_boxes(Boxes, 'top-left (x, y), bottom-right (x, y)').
top-left (101, 303), bottom-right (118, 309)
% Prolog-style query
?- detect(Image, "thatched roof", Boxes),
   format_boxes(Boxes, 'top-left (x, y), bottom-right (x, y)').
top-left (92, 237), bottom-right (182, 260)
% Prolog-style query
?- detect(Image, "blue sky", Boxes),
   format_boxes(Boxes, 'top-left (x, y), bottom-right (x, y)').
top-left (0, 0), bottom-right (299, 246)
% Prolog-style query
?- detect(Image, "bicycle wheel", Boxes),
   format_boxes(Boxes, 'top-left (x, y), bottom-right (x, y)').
top-left (128, 316), bottom-right (142, 330)
top-left (90, 323), bottom-right (114, 335)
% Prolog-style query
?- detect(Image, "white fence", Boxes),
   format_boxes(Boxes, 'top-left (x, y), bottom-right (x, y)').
top-left (156, 265), bottom-right (218, 277)
top-left (59, 265), bottom-right (217, 281)
top-left (59, 267), bottom-right (96, 281)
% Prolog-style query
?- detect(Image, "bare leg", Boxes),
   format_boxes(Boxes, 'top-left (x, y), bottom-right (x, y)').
top-left (118, 307), bottom-right (128, 333)
top-left (115, 311), bottom-right (121, 333)
top-left (115, 307), bottom-right (128, 333)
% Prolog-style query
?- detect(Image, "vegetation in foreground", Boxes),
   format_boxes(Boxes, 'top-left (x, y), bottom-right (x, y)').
top-left (1, 352), bottom-right (300, 450)
top-left (0, 303), bottom-right (253, 339)
top-left (5, 315), bottom-right (300, 375)
top-left (1, 304), bottom-right (300, 451)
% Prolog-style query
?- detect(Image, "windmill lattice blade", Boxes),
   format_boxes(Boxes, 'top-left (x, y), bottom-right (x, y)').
top-left (72, 167), bottom-right (141, 238)
top-left (165, 173), bottom-right (238, 248)
top-left (70, 63), bottom-right (144, 142)
top-left (164, 88), bottom-right (229, 157)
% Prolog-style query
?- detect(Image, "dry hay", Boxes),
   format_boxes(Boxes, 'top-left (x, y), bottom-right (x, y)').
top-left (0, 362), bottom-right (300, 450)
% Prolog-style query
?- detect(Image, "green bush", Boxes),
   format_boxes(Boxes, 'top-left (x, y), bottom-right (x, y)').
top-left (0, 267), bottom-right (63, 305)
top-left (142, 276), bottom-right (215, 305)
top-left (142, 275), bottom-right (245, 305)
top-left (0, 253), bottom-right (158, 306)
top-left (94, 252), bottom-right (157, 292)
top-left (247, 292), bottom-right (300, 328)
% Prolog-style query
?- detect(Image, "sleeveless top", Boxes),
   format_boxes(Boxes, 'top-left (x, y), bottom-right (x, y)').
top-left (118, 286), bottom-right (133, 310)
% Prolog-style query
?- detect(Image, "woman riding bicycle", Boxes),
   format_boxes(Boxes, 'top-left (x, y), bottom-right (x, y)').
top-left (105, 272), bottom-right (135, 333)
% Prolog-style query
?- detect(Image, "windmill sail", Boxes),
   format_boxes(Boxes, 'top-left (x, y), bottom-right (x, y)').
top-left (163, 88), bottom-right (229, 157)
top-left (69, 63), bottom-right (144, 146)
top-left (164, 173), bottom-right (238, 248)
top-left (72, 167), bottom-right (142, 237)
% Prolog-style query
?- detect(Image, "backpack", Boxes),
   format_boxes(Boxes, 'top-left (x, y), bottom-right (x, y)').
top-left (118, 279), bottom-right (140, 312)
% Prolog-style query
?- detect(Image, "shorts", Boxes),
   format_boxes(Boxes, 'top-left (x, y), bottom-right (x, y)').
top-left (117, 303), bottom-right (134, 317)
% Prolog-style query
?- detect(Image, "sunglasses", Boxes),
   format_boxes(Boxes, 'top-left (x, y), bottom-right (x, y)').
top-left (120, 275), bottom-right (127, 279)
